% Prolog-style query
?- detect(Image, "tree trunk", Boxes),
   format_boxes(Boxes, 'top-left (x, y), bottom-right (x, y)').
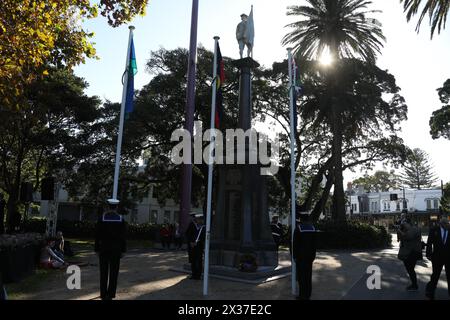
top-left (331, 101), bottom-right (346, 222)
top-left (276, 166), bottom-right (291, 198)
top-left (327, 48), bottom-right (346, 223)
top-left (302, 158), bottom-right (333, 211)
top-left (310, 174), bottom-right (334, 222)
top-left (6, 149), bottom-right (24, 232)
top-left (6, 185), bottom-right (19, 232)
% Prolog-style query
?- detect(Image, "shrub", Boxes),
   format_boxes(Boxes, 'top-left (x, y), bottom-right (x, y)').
top-left (22, 218), bottom-right (47, 234)
top-left (23, 218), bottom-right (392, 250)
top-left (279, 220), bottom-right (391, 250)
top-left (23, 218), bottom-right (161, 241)
top-left (127, 223), bottom-right (160, 240)
top-left (315, 220), bottom-right (392, 250)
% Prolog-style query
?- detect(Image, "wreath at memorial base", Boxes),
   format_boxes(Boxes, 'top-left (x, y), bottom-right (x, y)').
top-left (238, 254), bottom-right (258, 272)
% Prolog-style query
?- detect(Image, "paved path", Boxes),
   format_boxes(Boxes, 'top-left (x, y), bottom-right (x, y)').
top-left (8, 238), bottom-right (449, 300)
top-left (342, 239), bottom-right (449, 300)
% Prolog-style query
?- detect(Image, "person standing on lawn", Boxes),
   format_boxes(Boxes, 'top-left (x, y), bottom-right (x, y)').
top-left (186, 213), bottom-right (205, 280)
top-left (397, 217), bottom-right (423, 291)
top-left (293, 213), bottom-right (317, 300)
top-left (95, 199), bottom-right (127, 300)
top-left (425, 216), bottom-right (450, 300)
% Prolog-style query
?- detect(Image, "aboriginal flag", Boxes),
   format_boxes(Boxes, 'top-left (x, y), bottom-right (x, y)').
top-left (215, 43), bottom-right (225, 128)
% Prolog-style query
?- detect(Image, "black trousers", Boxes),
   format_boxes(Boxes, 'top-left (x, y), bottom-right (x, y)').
top-left (191, 247), bottom-right (203, 279)
top-left (296, 259), bottom-right (313, 300)
top-left (174, 237), bottom-right (183, 249)
top-left (403, 256), bottom-right (418, 286)
top-left (161, 237), bottom-right (171, 249)
top-left (426, 259), bottom-right (450, 297)
top-left (99, 252), bottom-right (121, 300)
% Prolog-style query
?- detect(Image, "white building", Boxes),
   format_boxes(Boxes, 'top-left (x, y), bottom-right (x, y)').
top-left (346, 188), bottom-right (442, 216)
top-left (129, 185), bottom-right (203, 225)
top-left (39, 184), bottom-right (203, 225)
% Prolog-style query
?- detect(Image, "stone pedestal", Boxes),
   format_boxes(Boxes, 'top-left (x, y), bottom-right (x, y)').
top-left (210, 57), bottom-right (278, 268)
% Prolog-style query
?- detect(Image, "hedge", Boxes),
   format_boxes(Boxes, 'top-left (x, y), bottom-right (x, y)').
top-left (315, 221), bottom-right (392, 249)
top-left (280, 220), bottom-right (391, 250)
top-left (24, 218), bottom-right (392, 250)
top-left (23, 219), bottom-right (160, 241)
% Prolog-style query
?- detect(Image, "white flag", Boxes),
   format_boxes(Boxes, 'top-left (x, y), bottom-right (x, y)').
top-left (246, 6), bottom-right (254, 47)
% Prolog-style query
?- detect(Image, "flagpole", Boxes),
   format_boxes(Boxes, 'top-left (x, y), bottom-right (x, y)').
top-left (287, 48), bottom-right (297, 296)
top-left (112, 26), bottom-right (135, 202)
top-left (203, 36), bottom-right (220, 296)
top-left (180, 0), bottom-right (199, 234)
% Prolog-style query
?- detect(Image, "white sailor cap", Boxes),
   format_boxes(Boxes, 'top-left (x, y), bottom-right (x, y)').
top-left (107, 199), bottom-right (120, 205)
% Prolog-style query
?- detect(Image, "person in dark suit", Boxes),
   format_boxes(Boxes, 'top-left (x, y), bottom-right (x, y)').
top-left (425, 216), bottom-right (450, 300)
top-left (95, 199), bottom-right (127, 300)
top-left (185, 213), bottom-right (205, 280)
top-left (293, 213), bottom-right (317, 300)
top-left (397, 218), bottom-right (422, 291)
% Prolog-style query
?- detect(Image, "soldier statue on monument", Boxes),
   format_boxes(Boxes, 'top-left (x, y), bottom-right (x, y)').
top-left (236, 6), bottom-right (254, 59)
top-left (210, 6), bottom-right (278, 270)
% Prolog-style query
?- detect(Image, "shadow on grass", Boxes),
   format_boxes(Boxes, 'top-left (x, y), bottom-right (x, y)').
top-left (68, 238), bottom-right (154, 251)
top-left (5, 268), bottom-right (58, 299)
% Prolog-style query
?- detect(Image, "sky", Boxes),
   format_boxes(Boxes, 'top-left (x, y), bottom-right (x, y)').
top-left (74, 0), bottom-right (450, 185)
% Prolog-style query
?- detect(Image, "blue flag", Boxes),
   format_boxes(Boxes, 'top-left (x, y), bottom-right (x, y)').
top-left (292, 58), bottom-right (302, 130)
top-left (125, 38), bottom-right (137, 115)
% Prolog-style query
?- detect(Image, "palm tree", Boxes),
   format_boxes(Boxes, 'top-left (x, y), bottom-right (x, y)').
top-left (282, 0), bottom-right (385, 221)
top-left (401, 0), bottom-right (449, 38)
top-left (282, 0), bottom-right (385, 63)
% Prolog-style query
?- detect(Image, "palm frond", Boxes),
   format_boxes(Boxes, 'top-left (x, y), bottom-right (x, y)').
top-left (282, 0), bottom-right (386, 63)
top-left (401, 0), bottom-right (449, 38)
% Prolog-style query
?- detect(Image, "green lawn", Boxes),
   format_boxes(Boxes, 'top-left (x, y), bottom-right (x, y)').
top-left (4, 238), bottom-right (155, 299)
top-left (5, 268), bottom-right (56, 300)
top-left (67, 238), bottom-right (154, 251)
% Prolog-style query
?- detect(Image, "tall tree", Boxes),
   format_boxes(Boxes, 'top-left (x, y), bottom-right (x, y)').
top-left (255, 58), bottom-right (408, 222)
top-left (430, 79), bottom-right (450, 140)
top-left (40, 48), bottom-right (408, 227)
top-left (66, 47), bottom-right (242, 213)
top-left (98, 0), bottom-right (148, 27)
top-left (281, 0), bottom-right (386, 221)
top-left (400, 0), bottom-right (449, 38)
top-left (0, 67), bottom-right (101, 230)
top-left (440, 182), bottom-right (450, 213)
top-left (352, 170), bottom-right (401, 192)
top-left (0, 0), bottom-right (149, 109)
top-left (401, 148), bottom-right (438, 190)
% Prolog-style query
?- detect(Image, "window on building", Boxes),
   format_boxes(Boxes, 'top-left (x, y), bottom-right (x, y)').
top-left (396, 202), bottom-right (401, 211)
top-left (433, 199), bottom-right (439, 209)
top-left (164, 210), bottom-right (171, 223)
top-left (174, 210), bottom-right (180, 222)
top-left (401, 198), bottom-right (410, 210)
top-left (371, 202), bottom-right (378, 213)
top-left (383, 202), bottom-right (390, 211)
top-left (426, 199), bottom-right (432, 210)
top-left (131, 209), bottom-right (138, 224)
top-left (149, 210), bottom-right (158, 224)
